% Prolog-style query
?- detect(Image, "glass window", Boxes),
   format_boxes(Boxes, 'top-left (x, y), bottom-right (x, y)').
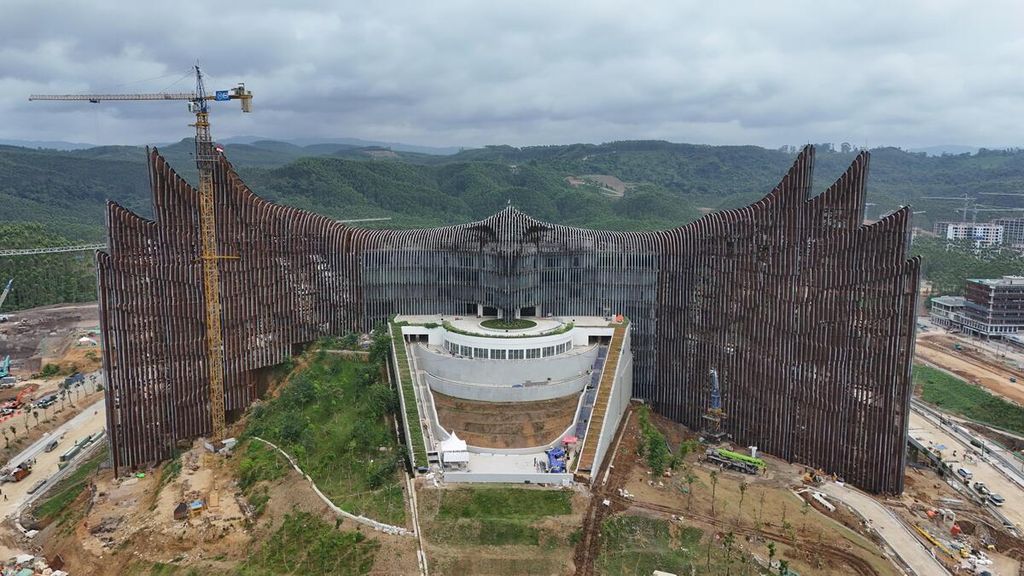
top-left (474, 348), bottom-right (487, 358)
top-left (509, 349), bottom-right (524, 359)
top-left (543, 346), bottom-right (555, 357)
top-left (490, 349), bottom-right (506, 360)
top-left (461, 345), bottom-right (472, 356)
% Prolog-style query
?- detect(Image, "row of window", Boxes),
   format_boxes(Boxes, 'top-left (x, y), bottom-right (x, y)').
top-left (443, 340), bottom-right (572, 359)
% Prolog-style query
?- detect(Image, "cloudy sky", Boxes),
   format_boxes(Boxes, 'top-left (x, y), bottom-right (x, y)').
top-left (1, 0), bottom-right (1022, 149)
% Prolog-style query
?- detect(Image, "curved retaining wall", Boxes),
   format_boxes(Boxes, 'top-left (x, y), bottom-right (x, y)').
top-left (443, 329), bottom-right (574, 355)
top-left (414, 344), bottom-right (597, 387)
top-left (424, 372), bottom-right (589, 402)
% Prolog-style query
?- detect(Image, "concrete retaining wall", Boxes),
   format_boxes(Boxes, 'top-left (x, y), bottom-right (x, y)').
top-left (423, 372), bottom-right (589, 402)
top-left (414, 344), bottom-right (597, 386)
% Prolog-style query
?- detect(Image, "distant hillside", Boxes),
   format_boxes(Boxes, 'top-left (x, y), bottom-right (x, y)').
top-left (5, 140), bottom-right (1024, 243)
top-left (4, 139), bottom-right (1024, 311)
top-left (434, 141), bottom-right (1024, 227)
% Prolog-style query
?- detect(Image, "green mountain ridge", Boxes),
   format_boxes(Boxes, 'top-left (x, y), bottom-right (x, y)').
top-left (3, 139), bottom-right (1024, 312)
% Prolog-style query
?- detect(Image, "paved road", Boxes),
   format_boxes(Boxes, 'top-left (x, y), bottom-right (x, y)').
top-left (0, 397), bottom-right (106, 520)
top-left (908, 409), bottom-right (1024, 532)
top-left (820, 482), bottom-right (949, 576)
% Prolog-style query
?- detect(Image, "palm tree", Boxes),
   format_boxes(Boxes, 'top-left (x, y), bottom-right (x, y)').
top-left (8, 425), bottom-right (16, 439)
top-left (737, 482), bottom-right (748, 527)
top-left (710, 470), bottom-right (719, 518)
top-left (685, 473), bottom-right (696, 510)
top-left (756, 490), bottom-right (766, 532)
top-left (32, 410), bottom-right (38, 429)
top-left (723, 532), bottom-right (735, 576)
top-left (801, 500), bottom-right (810, 534)
top-left (767, 541), bottom-right (777, 573)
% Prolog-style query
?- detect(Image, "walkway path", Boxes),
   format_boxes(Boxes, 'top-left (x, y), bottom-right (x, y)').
top-left (819, 483), bottom-right (948, 576)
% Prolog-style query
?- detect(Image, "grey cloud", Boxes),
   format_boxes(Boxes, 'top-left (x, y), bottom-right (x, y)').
top-left (1, 0), bottom-right (1022, 149)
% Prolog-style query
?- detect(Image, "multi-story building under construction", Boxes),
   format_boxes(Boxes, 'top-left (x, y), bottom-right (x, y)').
top-left (98, 145), bottom-right (919, 494)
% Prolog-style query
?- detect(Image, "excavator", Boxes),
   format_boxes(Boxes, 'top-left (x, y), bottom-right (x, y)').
top-left (0, 279), bottom-right (11, 380)
top-left (0, 279), bottom-right (11, 323)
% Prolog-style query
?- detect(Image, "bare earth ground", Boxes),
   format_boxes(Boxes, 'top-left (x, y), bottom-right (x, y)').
top-left (0, 303), bottom-right (100, 377)
top-left (36, 440), bottom-right (419, 575)
top-left (593, 410), bottom-right (900, 576)
top-left (564, 175), bottom-right (631, 197)
top-left (432, 390), bottom-right (577, 449)
top-left (916, 332), bottom-right (1024, 405)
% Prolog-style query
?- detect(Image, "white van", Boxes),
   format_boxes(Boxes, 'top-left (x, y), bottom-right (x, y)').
top-left (957, 467), bottom-right (973, 480)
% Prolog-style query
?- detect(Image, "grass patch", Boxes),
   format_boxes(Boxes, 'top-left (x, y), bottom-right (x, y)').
top-left (237, 441), bottom-right (287, 517)
top-left (33, 448), bottom-right (105, 526)
top-left (437, 487), bottom-right (571, 519)
top-left (237, 441), bottom-right (287, 491)
top-left (442, 320), bottom-right (574, 338)
top-left (390, 322), bottom-right (428, 469)
top-left (236, 511), bottom-right (378, 575)
top-left (915, 364), bottom-right (1024, 436)
top-left (480, 318), bottom-right (537, 330)
top-left (597, 515), bottom-right (703, 576)
top-left (125, 562), bottom-right (201, 576)
top-left (426, 487), bottom-right (573, 547)
top-left (245, 339), bottom-right (406, 525)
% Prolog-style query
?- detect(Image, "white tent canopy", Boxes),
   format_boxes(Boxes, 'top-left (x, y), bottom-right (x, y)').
top-left (440, 432), bottom-right (470, 464)
top-left (439, 432), bottom-right (467, 453)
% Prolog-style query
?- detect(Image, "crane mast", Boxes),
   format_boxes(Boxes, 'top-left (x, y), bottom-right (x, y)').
top-left (30, 66), bottom-right (253, 441)
top-left (192, 67), bottom-right (228, 440)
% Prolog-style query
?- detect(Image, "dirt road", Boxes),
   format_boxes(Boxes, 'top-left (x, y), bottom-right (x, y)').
top-left (916, 334), bottom-right (1024, 405)
top-left (819, 483), bottom-right (948, 576)
top-left (0, 397), bottom-right (106, 520)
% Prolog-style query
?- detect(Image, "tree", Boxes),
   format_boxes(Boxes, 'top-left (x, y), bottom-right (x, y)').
top-left (778, 559), bottom-right (790, 575)
top-left (710, 470), bottom-right (719, 518)
top-left (756, 490), bottom-right (766, 532)
top-left (723, 531), bottom-right (736, 576)
top-left (9, 425), bottom-right (16, 439)
top-left (685, 473), bottom-right (696, 510)
top-left (801, 499), bottom-right (810, 534)
top-left (767, 541), bottom-right (777, 572)
top-left (32, 410), bottom-right (38, 428)
top-left (737, 481), bottom-right (748, 527)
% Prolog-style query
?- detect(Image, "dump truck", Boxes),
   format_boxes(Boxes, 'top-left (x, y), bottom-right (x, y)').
top-left (1, 459), bottom-right (34, 483)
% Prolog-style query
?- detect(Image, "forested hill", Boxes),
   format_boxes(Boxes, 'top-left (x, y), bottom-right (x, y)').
top-left (435, 141), bottom-right (1024, 218)
top-left (5, 139), bottom-right (1024, 239)
top-left (3, 139), bottom-right (1024, 310)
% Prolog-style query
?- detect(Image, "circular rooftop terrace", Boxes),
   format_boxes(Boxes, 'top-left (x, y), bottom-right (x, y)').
top-left (446, 316), bottom-right (570, 338)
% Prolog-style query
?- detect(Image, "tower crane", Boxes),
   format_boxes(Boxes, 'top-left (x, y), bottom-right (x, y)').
top-left (30, 66), bottom-right (253, 441)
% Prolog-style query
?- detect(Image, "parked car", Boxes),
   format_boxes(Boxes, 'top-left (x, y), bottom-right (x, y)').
top-left (973, 481), bottom-right (990, 495)
top-left (988, 493), bottom-right (1005, 507)
top-left (957, 467), bottom-right (973, 480)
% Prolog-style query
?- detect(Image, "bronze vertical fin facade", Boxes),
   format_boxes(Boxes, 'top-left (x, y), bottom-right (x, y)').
top-left (99, 146), bottom-right (918, 493)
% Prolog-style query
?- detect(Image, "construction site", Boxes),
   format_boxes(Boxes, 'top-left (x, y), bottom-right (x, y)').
top-left (0, 70), bottom-right (1022, 576)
